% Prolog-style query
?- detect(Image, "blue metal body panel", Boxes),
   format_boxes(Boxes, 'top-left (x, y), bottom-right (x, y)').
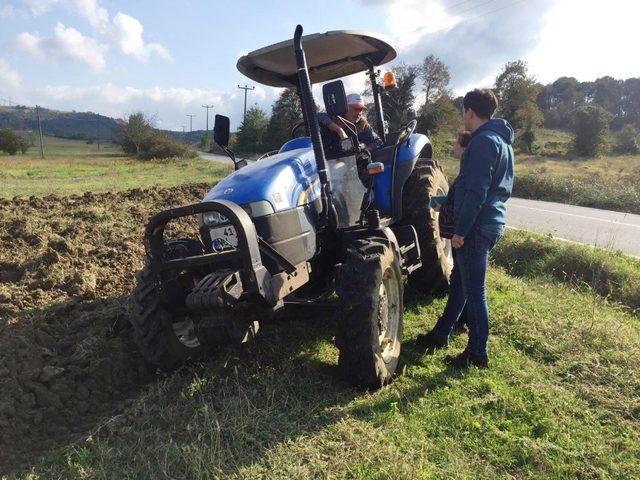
top-left (373, 133), bottom-right (428, 215)
top-left (203, 133), bottom-right (427, 217)
top-left (202, 147), bottom-right (320, 212)
top-left (279, 136), bottom-right (313, 153)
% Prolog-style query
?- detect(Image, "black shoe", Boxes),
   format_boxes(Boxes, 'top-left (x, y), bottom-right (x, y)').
top-left (444, 350), bottom-right (489, 369)
top-left (416, 330), bottom-right (448, 354)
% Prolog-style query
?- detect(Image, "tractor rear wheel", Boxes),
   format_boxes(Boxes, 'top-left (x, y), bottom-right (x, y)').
top-left (130, 239), bottom-right (206, 370)
top-left (335, 238), bottom-right (403, 389)
top-left (400, 159), bottom-right (453, 294)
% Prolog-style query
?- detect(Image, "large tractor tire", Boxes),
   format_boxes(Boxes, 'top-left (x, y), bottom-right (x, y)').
top-left (130, 239), bottom-right (206, 370)
top-left (335, 238), bottom-right (403, 389)
top-left (400, 159), bottom-right (453, 294)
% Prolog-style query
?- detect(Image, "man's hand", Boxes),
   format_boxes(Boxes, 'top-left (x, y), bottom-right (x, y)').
top-left (452, 234), bottom-right (465, 248)
top-left (328, 122), bottom-right (348, 140)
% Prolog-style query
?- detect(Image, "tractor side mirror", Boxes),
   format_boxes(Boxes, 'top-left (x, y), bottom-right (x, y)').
top-left (213, 114), bottom-right (230, 147)
top-left (323, 81), bottom-right (347, 117)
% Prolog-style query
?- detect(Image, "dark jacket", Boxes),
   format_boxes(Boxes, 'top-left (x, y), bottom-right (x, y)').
top-left (317, 113), bottom-right (384, 151)
top-left (453, 118), bottom-right (515, 237)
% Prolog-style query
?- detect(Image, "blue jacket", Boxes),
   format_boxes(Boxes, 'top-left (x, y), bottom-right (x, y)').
top-left (453, 118), bottom-right (515, 237)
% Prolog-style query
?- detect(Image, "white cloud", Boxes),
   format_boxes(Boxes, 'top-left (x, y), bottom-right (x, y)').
top-left (368, 0), bottom-right (555, 93)
top-left (111, 12), bottom-right (172, 62)
top-left (0, 58), bottom-right (21, 90)
top-left (526, 0), bottom-right (640, 83)
top-left (16, 0), bottom-right (171, 66)
top-left (70, 0), bottom-right (109, 32)
top-left (20, 0), bottom-right (60, 15)
top-left (16, 22), bottom-right (108, 71)
top-left (32, 83), bottom-right (265, 130)
top-left (378, 0), bottom-right (461, 51)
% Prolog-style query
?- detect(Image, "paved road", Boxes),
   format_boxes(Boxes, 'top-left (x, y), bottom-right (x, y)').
top-left (507, 198), bottom-right (640, 257)
top-left (199, 152), bottom-right (640, 257)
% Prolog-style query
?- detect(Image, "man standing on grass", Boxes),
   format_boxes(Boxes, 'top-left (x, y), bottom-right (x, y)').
top-left (417, 88), bottom-right (514, 368)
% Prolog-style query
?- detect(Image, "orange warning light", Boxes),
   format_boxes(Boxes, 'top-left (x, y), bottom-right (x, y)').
top-left (383, 71), bottom-right (398, 90)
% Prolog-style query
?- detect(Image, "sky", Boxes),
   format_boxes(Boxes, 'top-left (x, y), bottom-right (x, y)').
top-left (0, 0), bottom-right (638, 131)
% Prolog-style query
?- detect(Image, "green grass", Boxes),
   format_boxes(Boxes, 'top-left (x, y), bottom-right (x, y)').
top-left (493, 229), bottom-right (640, 314)
top-left (435, 129), bottom-right (640, 214)
top-left (0, 137), bottom-right (230, 197)
top-left (20, 264), bottom-right (640, 478)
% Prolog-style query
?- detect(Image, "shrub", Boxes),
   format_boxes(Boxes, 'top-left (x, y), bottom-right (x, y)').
top-left (120, 112), bottom-right (193, 159)
top-left (571, 105), bottom-right (612, 157)
top-left (614, 124), bottom-right (640, 154)
top-left (0, 128), bottom-right (28, 155)
top-left (139, 132), bottom-right (193, 160)
top-left (516, 124), bottom-right (538, 153)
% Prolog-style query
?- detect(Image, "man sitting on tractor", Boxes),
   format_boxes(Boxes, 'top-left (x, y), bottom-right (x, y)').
top-left (318, 93), bottom-right (384, 153)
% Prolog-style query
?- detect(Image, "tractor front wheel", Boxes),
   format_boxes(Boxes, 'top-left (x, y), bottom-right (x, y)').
top-left (335, 239), bottom-right (403, 389)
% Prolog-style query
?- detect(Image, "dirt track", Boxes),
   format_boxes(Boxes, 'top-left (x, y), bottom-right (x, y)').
top-left (0, 184), bottom-right (211, 472)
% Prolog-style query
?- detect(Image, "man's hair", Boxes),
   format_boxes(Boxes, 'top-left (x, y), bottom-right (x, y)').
top-left (463, 89), bottom-right (498, 120)
top-left (457, 130), bottom-right (472, 148)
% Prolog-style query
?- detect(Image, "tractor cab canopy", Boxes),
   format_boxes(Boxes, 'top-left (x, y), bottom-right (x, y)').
top-left (237, 30), bottom-right (397, 88)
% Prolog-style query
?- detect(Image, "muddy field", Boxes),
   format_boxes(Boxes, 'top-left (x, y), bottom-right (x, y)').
top-left (0, 184), bottom-right (211, 472)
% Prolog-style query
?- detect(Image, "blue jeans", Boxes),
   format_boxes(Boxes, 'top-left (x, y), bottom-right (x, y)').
top-left (432, 223), bottom-right (505, 356)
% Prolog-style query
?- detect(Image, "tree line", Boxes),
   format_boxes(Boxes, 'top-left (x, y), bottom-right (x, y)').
top-left (231, 57), bottom-right (640, 158)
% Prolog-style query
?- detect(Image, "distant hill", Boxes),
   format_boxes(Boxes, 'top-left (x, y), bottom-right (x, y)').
top-left (0, 106), bottom-right (125, 141)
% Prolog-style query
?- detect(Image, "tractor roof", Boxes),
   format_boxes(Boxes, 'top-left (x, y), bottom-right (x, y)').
top-left (237, 30), bottom-right (397, 88)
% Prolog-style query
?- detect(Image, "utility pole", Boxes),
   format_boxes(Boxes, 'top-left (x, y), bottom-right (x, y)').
top-left (237, 84), bottom-right (255, 122)
top-left (186, 114), bottom-right (195, 133)
top-left (96, 112), bottom-right (100, 151)
top-left (35, 105), bottom-right (45, 159)
top-left (202, 104), bottom-right (214, 137)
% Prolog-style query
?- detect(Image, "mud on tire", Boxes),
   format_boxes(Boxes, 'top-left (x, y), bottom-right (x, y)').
top-left (335, 238), bottom-right (403, 389)
top-left (400, 159), bottom-right (453, 294)
top-left (130, 239), bottom-right (205, 370)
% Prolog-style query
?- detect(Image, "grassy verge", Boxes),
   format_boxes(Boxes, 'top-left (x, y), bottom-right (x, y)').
top-left (492, 229), bottom-right (640, 314)
top-left (435, 129), bottom-right (640, 214)
top-left (0, 137), bottom-right (230, 198)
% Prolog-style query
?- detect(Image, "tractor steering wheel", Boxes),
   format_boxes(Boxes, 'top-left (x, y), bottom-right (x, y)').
top-left (395, 119), bottom-right (417, 145)
top-left (291, 121), bottom-right (308, 138)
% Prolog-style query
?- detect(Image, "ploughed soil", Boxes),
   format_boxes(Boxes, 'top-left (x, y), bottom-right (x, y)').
top-left (0, 184), bottom-right (211, 473)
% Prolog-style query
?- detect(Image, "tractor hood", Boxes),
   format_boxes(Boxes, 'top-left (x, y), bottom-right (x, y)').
top-left (202, 145), bottom-right (321, 213)
top-left (237, 30), bottom-right (396, 88)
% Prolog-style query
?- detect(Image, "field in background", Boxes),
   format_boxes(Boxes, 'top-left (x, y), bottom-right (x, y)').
top-left (0, 136), bottom-right (230, 198)
top-left (436, 129), bottom-right (640, 214)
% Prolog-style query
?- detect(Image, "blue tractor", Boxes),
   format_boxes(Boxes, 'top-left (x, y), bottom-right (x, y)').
top-left (130, 26), bottom-right (452, 388)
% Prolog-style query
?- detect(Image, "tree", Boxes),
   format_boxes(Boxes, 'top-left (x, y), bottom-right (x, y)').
top-left (614, 124), bottom-right (640, 154)
top-left (121, 112), bottom-right (154, 156)
top-left (264, 88), bottom-right (302, 151)
top-left (235, 106), bottom-right (269, 153)
top-left (591, 76), bottom-right (622, 117)
top-left (571, 105), bottom-right (612, 157)
top-left (379, 63), bottom-right (419, 132)
top-left (494, 61), bottom-right (543, 130)
top-left (621, 78), bottom-right (640, 129)
top-left (537, 76), bottom-right (581, 129)
top-left (421, 55), bottom-right (450, 105)
top-left (0, 128), bottom-right (28, 155)
top-left (417, 93), bottom-right (460, 136)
